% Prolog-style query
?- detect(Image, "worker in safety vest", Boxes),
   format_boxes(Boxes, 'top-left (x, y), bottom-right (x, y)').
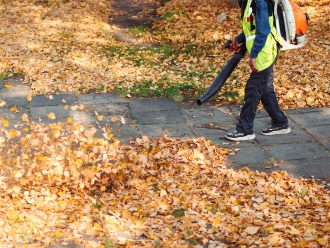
top-left (225, 0), bottom-right (291, 141)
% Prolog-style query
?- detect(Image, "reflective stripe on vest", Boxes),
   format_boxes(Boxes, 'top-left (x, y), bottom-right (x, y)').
top-left (245, 34), bottom-right (256, 41)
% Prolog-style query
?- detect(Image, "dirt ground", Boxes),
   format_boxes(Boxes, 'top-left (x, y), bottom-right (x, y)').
top-left (109, 0), bottom-right (159, 46)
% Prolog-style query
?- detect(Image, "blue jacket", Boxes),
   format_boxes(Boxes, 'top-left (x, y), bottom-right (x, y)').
top-left (236, 0), bottom-right (271, 58)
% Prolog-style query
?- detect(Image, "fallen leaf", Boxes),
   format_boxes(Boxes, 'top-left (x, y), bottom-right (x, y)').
top-left (245, 226), bottom-right (259, 235)
top-left (47, 112), bottom-right (56, 120)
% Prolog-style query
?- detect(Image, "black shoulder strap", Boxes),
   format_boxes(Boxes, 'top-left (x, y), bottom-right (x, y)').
top-left (240, 0), bottom-right (248, 20)
top-left (263, 0), bottom-right (274, 17)
top-left (250, 0), bottom-right (256, 31)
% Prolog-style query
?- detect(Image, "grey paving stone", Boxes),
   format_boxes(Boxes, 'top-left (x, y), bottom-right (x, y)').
top-left (181, 106), bottom-right (235, 125)
top-left (0, 77), bottom-right (28, 88)
top-left (229, 105), bottom-right (273, 118)
top-left (0, 87), bottom-right (30, 107)
top-left (303, 125), bottom-right (330, 149)
top-left (190, 122), bottom-right (234, 136)
top-left (264, 142), bottom-right (329, 161)
top-left (129, 98), bottom-right (178, 113)
top-left (84, 103), bottom-right (130, 115)
top-left (31, 106), bottom-right (81, 121)
top-left (31, 93), bottom-right (77, 106)
top-left (0, 79), bottom-right (6, 89)
top-left (132, 109), bottom-right (185, 125)
top-left (213, 138), bottom-right (259, 148)
top-left (78, 93), bottom-right (127, 104)
top-left (304, 125), bottom-right (330, 138)
top-left (288, 108), bottom-right (330, 127)
top-left (138, 123), bottom-right (194, 139)
top-left (0, 106), bottom-right (29, 120)
top-left (316, 139), bottom-right (330, 150)
top-left (225, 146), bottom-right (270, 165)
top-left (278, 157), bottom-right (330, 179)
top-left (109, 125), bottom-right (140, 144)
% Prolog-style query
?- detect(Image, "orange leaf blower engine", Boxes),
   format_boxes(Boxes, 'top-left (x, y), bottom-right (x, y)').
top-left (275, 0), bottom-right (309, 50)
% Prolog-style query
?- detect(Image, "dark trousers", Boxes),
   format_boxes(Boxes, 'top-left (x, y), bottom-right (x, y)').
top-left (236, 61), bottom-right (288, 134)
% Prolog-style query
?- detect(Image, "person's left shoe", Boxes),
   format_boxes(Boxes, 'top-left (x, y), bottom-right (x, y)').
top-left (261, 125), bottom-right (291, 136)
top-left (225, 130), bottom-right (255, 141)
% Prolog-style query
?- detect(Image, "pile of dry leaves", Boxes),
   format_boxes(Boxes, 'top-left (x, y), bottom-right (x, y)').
top-left (0, 122), bottom-right (329, 247)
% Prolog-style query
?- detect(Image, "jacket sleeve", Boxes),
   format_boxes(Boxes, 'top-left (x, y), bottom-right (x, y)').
top-left (235, 32), bottom-right (246, 43)
top-left (250, 0), bottom-right (271, 58)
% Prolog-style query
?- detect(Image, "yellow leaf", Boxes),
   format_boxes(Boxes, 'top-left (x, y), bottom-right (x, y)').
top-left (10, 106), bottom-right (18, 113)
top-left (6, 129), bottom-right (21, 139)
top-left (111, 117), bottom-right (117, 122)
top-left (122, 209), bottom-right (131, 219)
top-left (306, 97), bottom-right (314, 105)
top-left (84, 127), bottom-right (97, 138)
top-left (7, 211), bottom-right (19, 221)
top-left (64, 105), bottom-right (68, 109)
top-left (78, 104), bottom-right (84, 110)
top-left (92, 223), bottom-right (103, 231)
top-left (47, 112), bottom-right (56, 120)
top-left (22, 113), bottom-right (29, 122)
top-left (71, 105), bottom-right (78, 110)
top-left (212, 216), bottom-right (222, 227)
top-left (0, 100), bottom-right (6, 106)
top-left (245, 226), bottom-right (259, 235)
top-left (54, 230), bottom-right (62, 238)
top-left (289, 227), bottom-right (301, 235)
top-left (76, 159), bottom-right (82, 166)
top-left (97, 115), bottom-right (104, 121)
top-left (3, 119), bottom-right (9, 127)
top-left (317, 238), bottom-right (328, 245)
top-left (286, 90), bottom-right (294, 98)
top-left (27, 94), bottom-right (32, 101)
top-left (5, 83), bottom-right (12, 87)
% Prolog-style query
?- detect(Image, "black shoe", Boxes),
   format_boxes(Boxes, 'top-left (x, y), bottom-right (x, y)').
top-left (225, 130), bottom-right (255, 141)
top-left (261, 125), bottom-right (291, 136)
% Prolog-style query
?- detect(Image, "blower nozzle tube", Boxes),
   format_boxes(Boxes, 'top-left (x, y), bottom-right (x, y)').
top-left (197, 43), bottom-right (247, 105)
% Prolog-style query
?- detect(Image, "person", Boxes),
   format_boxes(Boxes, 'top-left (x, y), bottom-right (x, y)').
top-left (225, 0), bottom-right (291, 141)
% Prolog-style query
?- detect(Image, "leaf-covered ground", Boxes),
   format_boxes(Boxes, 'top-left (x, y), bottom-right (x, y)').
top-left (0, 0), bottom-right (329, 108)
top-left (1, 123), bottom-right (330, 247)
top-left (1, 0), bottom-right (330, 247)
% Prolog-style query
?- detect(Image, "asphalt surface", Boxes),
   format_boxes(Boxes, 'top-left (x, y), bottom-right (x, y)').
top-left (1, 76), bottom-right (330, 247)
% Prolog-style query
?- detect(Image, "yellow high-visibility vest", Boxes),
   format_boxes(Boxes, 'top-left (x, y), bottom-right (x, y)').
top-left (242, 0), bottom-right (283, 71)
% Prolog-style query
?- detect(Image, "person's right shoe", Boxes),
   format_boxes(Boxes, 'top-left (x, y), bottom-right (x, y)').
top-left (261, 125), bottom-right (291, 136)
top-left (225, 130), bottom-right (255, 141)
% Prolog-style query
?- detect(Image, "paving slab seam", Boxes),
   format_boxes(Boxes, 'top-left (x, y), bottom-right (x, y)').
top-left (286, 112), bottom-right (330, 154)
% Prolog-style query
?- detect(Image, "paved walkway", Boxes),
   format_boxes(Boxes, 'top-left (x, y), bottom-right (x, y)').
top-left (1, 77), bottom-right (330, 183)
